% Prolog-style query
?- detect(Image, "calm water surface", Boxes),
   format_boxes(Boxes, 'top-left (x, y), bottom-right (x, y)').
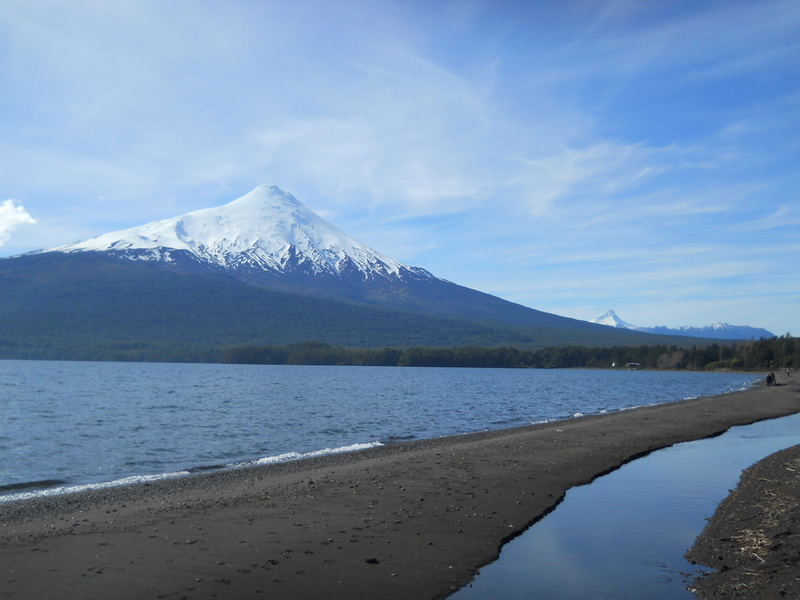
top-left (0, 361), bottom-right (756, 501)
top-left (450, 413), bottom-right (800, 600)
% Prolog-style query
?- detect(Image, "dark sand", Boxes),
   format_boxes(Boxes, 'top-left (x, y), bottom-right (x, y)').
top-left (2, 377), bottom-right (799, 600)
top-left (687, 430), bottom-right (800, 597)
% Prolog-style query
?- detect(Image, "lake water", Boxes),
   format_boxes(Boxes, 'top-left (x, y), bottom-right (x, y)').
top-left (449, 412), bottom-right (800, 600)
top-left (0, 361), bottom-right (757, 502)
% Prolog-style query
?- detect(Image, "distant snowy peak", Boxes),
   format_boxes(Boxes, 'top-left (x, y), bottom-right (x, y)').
top-left (50, 185), bottom-right (432, 281)
top-left (662, 323), bottom-right (776, 340)
top-left (591, 309), bottom-right (638, 330)
top-left (591, 309), bottom-right (774, 340)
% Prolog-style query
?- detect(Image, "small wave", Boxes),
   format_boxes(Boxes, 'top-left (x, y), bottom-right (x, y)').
top-left (0, 479), bottom-right (69, 493)
top-left (186, 464), bottom-right (227, 473)
top-left (233, 441), bottom-right (384, 468)
top-left (0, 443), bottom-right (383, 504)
top-left (0, 471), bottom-right (191, 503)
top-left (317, 428), bottom-right (349, 435)
top-left (381, 434), bottom-right (417, 443)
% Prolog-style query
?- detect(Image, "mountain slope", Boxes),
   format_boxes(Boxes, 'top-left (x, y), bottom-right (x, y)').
top-left (0, 186), bottom-right (723, 360)
top-left (642, 323), bottom-right (775, 340)
top-left (40, 185), bottom-right (603, 330)
top-left (0, 252), bottom-right (519, 357)
top-left (591, 309), bottom-right (774, 340)
top-left (0, 252), bottom-right (697, 360)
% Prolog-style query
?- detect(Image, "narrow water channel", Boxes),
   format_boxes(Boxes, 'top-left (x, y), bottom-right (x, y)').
top-left (450, 412), bottom-right (800, 600)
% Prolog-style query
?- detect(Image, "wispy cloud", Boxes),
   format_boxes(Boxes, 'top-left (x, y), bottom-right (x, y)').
top-left (0, 0), bottom-right (797, 334)
top-left (735, 205), bottom-right (800, 231)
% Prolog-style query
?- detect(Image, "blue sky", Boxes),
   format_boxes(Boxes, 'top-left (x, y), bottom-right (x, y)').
top-left (1, 0), bottom-right (798, 335)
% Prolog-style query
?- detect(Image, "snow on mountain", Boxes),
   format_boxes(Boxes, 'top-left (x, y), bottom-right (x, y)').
top-left (652, 323), bottom-right (776, 340)
top-left (49, 185), bottom-right (433, 282)
top-left (591, 309), bottom-right (774, 340)
top-left (591, 309), bottom-right (639, 330)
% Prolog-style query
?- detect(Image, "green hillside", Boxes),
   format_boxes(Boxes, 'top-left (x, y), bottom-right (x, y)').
top-left (0, 253), bottom-right (717, 361)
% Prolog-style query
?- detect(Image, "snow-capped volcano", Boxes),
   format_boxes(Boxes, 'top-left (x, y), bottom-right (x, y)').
top-left (591, 309), bottom-right (638, 330)
top-left (6, 187), bottom-right (724, 358)
top-left (39, 185), bottom-right (608, 327)
top-left (50, 185), bottom-right (432, 283)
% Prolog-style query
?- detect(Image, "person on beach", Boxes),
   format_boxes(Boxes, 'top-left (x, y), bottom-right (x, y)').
top-left (766, 372), bottom-right (776, 386)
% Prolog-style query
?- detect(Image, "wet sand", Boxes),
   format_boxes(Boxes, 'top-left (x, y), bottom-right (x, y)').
top-left (2, 378), bottom-right (798, 600)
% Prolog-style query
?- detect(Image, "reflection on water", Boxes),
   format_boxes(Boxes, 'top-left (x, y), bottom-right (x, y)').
top-left (450, 413), bottom-right (800, 600)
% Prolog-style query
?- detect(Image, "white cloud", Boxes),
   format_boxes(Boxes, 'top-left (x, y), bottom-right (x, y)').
top-left (508, 141), bottom-right (669, 216)
top-left (0, 200), bottom-right (37, 247)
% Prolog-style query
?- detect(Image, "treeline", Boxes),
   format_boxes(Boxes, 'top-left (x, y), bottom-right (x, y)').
top-left (0, 339), bottom-right (227, 363)
top-left (223, 343), bottom-right (521, 368)
top-left (8, 336), bottom-right (794, 370)
top-left (222, 335), bottom-right (799, 370)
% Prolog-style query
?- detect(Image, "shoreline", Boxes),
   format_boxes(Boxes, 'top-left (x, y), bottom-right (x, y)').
top-left (687, 440), bottom-right (800, 598)
top-left (2, 380), bottom-right (799, 599)
top-left (1, 371), bottom-right (759, 505)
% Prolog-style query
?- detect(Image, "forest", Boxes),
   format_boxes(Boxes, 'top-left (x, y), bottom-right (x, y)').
top-left (221, 335), bottom-right (798, 371)
top-left (6, 335), bottom-right (794, 371)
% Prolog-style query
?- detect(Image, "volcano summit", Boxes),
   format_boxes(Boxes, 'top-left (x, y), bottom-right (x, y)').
top-left (51, 185), bottom-right (429, 284)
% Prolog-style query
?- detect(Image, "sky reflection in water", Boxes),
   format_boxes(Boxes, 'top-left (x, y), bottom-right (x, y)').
top-left (451, 413), bottom-right (800, 600)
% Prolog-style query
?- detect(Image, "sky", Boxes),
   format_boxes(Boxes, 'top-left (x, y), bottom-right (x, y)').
top-left (1, 0), bottom-right (798, 336)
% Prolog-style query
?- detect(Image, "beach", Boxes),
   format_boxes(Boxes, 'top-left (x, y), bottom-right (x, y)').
top-left (687, 432), bottom-right (800, 598)
top-left (2, 377), bottom-right (798, 599)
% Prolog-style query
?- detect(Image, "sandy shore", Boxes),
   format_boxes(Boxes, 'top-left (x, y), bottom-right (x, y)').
top-left (2, 377), bottom-right (799, 600)
top-left (687, 438), bottom-right (800, 598)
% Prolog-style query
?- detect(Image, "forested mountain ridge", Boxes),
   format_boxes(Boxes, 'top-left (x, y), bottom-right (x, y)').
top-left (1, 252), bottom-right (714, 361)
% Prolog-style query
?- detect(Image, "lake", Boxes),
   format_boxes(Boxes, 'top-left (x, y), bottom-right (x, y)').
top-left (449, 412), bottom-right (800, 599)
top-left (0, 360), bottom-right (756, 501)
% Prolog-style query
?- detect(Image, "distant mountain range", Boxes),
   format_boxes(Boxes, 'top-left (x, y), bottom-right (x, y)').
top-left (0, 186), bottom-right (724, 360)
top-left (591, 309), bottom-right (775, 340)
